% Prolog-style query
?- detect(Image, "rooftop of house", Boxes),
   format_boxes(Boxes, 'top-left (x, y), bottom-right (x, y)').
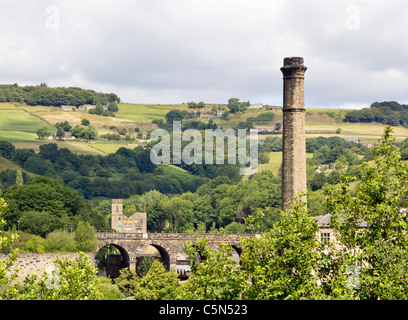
top-left (314, 213), bottom-right (368, 228)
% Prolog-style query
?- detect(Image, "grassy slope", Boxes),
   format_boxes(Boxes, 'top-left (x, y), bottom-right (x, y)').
top-left (1, 102), bottom-right (407, 157)
top-left (257, 152), bottom-right (314, 177)
top-left (252, 108), bottom-right (408, 143)
top-left (0, 108), bottom-right (55, 141)
top-left (0, 156), bottom-right (36, 176)
top-left (0, 103), bottom-right (158, 155)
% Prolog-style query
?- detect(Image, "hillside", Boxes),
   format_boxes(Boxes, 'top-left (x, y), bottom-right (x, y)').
top-left (1, 97), bottom-right (408, 235)
top-left (1, 101), bottom-right (408, 158)
top-left (2, 100), bottom-right (407, 194)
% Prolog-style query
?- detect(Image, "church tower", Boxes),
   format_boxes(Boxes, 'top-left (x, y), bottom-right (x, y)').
top-left (111, 199), bottom-right (124, 232)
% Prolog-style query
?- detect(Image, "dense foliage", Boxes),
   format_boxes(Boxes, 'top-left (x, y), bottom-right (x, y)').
top-left (0, 132), bottom-right (391, 233)
top-left (1, 176), bottom-right (109, 232)
top-left (0, 83), bottom-right (120, 107)
top-left (2, 128), bottom-right (408, 300)
top-left (180, 127), bottom-right (408, 300)
top-left (0, 141), bottom-right (211, 199)
top-left (344, 101), bottom-right (408, 127)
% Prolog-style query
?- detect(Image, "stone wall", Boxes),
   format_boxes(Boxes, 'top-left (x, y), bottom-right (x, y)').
top-left (0, 253), bottom-right (95, 282)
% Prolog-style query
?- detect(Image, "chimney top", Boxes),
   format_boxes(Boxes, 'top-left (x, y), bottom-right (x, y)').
top-left (283, 57), bottom-right (304, 66)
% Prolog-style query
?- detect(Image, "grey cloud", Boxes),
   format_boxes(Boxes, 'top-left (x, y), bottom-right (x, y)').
top-left (0, 0), bottom-right (407, 106)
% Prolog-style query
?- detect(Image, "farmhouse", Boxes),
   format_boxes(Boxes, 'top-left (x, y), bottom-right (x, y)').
top-left (61, 105), bottom-right (75, 111)
top-left (315, 214), bottom-right (368, 249)
top-left (50, 132), bottom-right (75, 140)
top-left (249, 103), bottom-right (264, 109)
top-left (78, 104), bottom-right (96, 112)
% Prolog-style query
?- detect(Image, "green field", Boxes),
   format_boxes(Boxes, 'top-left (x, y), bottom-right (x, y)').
top-left (90, 143), bottom-right (135, 154)
top-left (257, 152), bottom-right (313, 176)
top-left (0, 109), bottom-right (55, 141)
top-left (116, 103), bottom-right (173, 122)
top-left (10, 140), bottom-right (106, 155)
top-left (255, 108), bottom-right (408, 143)
top-left (0, 131), bottom-right (39, 141)
top-left (0, 110), bottom-right (53, 132)
top-left (1, 101), bottom-right (408, 157)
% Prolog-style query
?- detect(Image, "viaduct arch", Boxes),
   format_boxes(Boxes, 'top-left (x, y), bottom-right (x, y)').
top-left (95, 232), bottom-right (256, 277)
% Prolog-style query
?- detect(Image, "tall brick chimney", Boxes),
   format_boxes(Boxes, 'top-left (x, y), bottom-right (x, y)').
top-left (281, 57), bottom-right (307, 209)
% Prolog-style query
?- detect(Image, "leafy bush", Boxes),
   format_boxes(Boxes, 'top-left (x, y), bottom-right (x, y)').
top-left (45, 230), bottom-right (76, 252)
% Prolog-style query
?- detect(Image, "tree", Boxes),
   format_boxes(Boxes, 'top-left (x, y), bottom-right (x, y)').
top-left (0, 141), bottom-right (15, 159)
top-left (162, 197), bottom-right (194, 232)
top-left (56, 127), bottom-right (65, 139)
top-left (107, 102), bottom-right (119, 112)
top-left (309, 172), bottom-right (327, 191)
top-left (244, 199), bottom-right (323, 299)
top-left (24, 156), bottom-right (55, 175)
top-left (187, 101), bottom-right (197, 108)
top-left (71, 125), bottom-right (98, 141)
top-left (114, 268), bottom-right (139, 297)
top-left (0, 198), bottom-right (19, 296)
top-left (15, 170), bottom-right (23, 186)
top-left (133, 260), bottom-right (179, 300)
top-left (19, 211), bottom-right (57, 237)
top-left (197, 101), bottom-right (205, 108)
top-left (181, 239), bottom-right (249, 299)
top-left (83, 126), bottom-right (98, 141)
top-left (0, 199), bottom-right (100, 300)
top-left (36, 126), bottom-right (50, 140)
top-left (323, 127), bottom-right (408, 299)
top-left (55, 121), bottom-right (72, 132)
top-left (180, 126), bottom-right (408, 300)
top-left (21, 253), bottom-right (99, 300)
top-left (165, 110), bottom-right (184, 123)
top-left (74, 221), bottom-right (98, 252)
top-left (95, 277), bottom-right (125, 300)
top-left (227, 98), bottom-right (247, 114)
top-left (1, 176), bottom-right (108, 232)
top-left (45, 230), bottom-right (76, 252)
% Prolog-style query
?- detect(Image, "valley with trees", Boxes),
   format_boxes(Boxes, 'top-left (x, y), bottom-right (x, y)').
top-left (1, 84), bottom-right (408, 300)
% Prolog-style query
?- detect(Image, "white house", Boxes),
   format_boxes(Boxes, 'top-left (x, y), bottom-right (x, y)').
top-left (249, 103), bottom-right (264, 109)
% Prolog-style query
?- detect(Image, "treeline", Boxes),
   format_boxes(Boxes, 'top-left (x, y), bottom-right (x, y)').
top-left (344, 101), bottom-right (408, 126)
top-left (0, 83), bottom-right (120, 107)
top-left (260, 135), bottom-right (372, 165)
top-left (1, 176), bottom-right (109, 233)
top-left (0, 141), bottom-right (241, 199)
top-left (186, 97), bottom-right (250, 114)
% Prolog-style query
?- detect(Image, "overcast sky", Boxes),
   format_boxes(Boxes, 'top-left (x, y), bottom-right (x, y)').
top-left (0, 0), bottom-right (407, 108)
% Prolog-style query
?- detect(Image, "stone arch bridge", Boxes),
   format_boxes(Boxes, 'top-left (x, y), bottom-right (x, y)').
top-left (95, 232), bottom-right (256, 277)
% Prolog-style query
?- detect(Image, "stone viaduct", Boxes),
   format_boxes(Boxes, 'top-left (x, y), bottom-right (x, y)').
top-left (95, 232), bottom-right (257, 277)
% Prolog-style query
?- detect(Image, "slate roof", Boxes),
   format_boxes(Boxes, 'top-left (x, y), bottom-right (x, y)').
top-left (314, 214), bottom-right (368, 228)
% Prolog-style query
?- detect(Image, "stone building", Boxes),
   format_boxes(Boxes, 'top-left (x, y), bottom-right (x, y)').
top-left (110, 199), bottom-right (147, 233)
top-left (315, 214), bottom-right (368, 249)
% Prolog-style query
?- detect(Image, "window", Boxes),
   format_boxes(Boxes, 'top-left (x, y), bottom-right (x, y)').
top-left (116, 206), bottom-right (119, 213)
top-left (136, 219), bottom-right (143, 228)
top-left (320, 232), bottom-right (330, 242)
